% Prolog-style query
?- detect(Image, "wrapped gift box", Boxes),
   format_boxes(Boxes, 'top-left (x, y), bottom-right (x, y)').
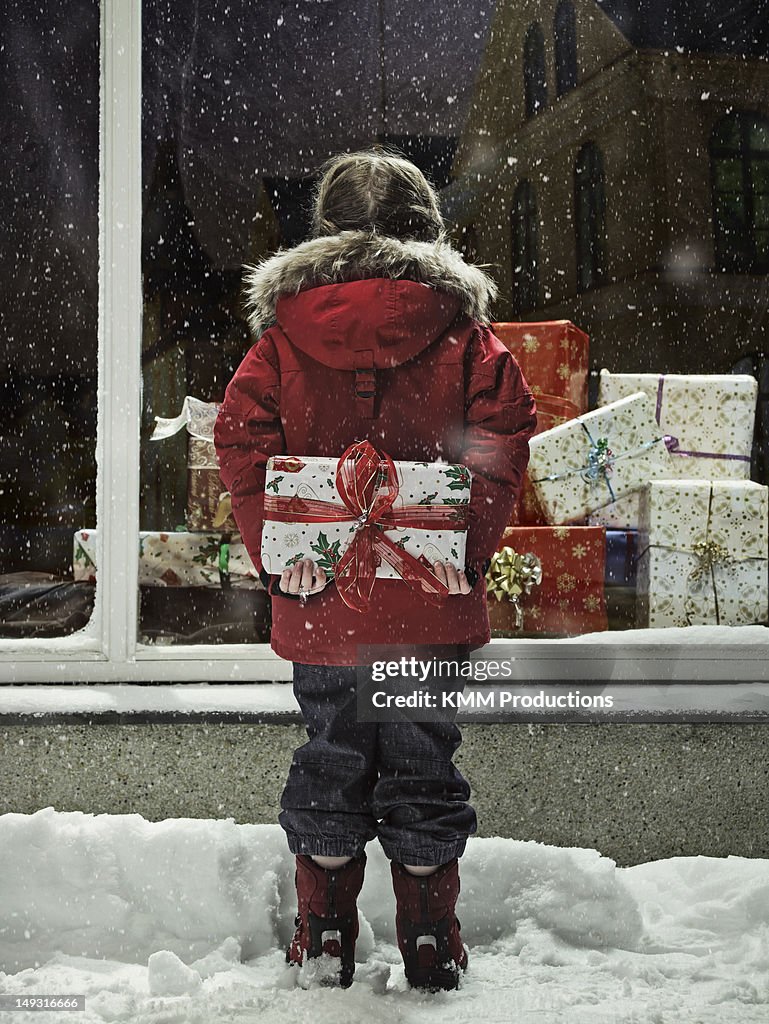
top-left (487, 526), bottom-right (607, 637)
top-left (637, 480), bottom-right (769, 628)
top-left (589, 371), bottom-right (758, 529)
top-left (492, 321), bottom-right (589, 415)
top-left (260, 449), bottom-right (470, 586)
top-left (527, 393), bottom-right (674, 524)
top-left (150, 396), bottom-right (237, 532)
top-left (493, 321), bottom-right (590, 526)
top-left (73, 529), bottom-right (259, 588)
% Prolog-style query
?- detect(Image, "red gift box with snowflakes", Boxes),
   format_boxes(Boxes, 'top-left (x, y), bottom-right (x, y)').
top-left (488, 525), bottom-right (607, 637)
top-left (492, 321), bottom-right (590, 525)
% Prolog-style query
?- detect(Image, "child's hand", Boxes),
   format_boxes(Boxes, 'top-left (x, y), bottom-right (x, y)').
top-left (279, 558), bottom-right (328, 603)
top-left (433, 560), bottom-right (473, 595)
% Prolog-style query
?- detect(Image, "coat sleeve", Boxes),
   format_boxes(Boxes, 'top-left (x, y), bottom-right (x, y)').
top-left (460, 324), bottom-right (537, 568)
top-left (213, 332), bottom-right (286, 578)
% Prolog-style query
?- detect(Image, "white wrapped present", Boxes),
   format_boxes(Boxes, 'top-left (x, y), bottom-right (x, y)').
top-left (260, 441), bottom-right (471, 611)
top-left (636, 480), bottom-right (768, 628)
top-left (589, 371), bottom-right (757, 529)
top-left (73, 529), bottom-right (258, 588)
top-left (527, 393), bottom-right (674, 524)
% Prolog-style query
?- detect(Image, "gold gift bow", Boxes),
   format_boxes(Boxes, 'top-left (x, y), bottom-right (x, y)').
top-left (685, 539), bottom-right (734, 626)
top-left (485, 547), bottom-right (543, 630)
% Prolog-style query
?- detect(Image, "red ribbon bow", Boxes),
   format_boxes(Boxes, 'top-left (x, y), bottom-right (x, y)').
top-left (263, 440), bottom-right (469, 612)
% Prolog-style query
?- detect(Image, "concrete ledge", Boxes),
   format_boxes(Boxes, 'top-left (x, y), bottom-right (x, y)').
top-left (1, 719), bottom-right (767, 867)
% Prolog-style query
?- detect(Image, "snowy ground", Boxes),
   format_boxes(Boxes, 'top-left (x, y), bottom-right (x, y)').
top-left (1, 810), bottom-right (768, 1023)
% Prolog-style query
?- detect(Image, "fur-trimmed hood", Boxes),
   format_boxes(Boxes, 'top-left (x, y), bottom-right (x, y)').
top-left (243, 230), bottom-right (497, 339)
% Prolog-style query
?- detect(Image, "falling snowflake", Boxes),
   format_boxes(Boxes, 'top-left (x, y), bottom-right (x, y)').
top-left (284, 533), bottom-right (300, 548)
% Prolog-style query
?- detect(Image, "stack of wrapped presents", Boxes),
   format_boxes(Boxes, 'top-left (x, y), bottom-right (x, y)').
top-left (488, 322), bottom-right (769, 637)
top-left (72, 397), bottom-right (268, 643)
top-left (71, 343), bottom-right (769, 641)
top-left (74, 396), bottom-right (254, 590)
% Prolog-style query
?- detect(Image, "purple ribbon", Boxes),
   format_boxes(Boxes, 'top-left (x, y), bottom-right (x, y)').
top-left (656, 376), bottom-right (750, 464)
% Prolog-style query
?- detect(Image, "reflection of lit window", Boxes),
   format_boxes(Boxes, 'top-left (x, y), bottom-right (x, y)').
top-left (523, 23), bottom-right (548, 119)
top-left (574, 142), bottom-right (606, 292)
top-left (554, 1), bottom-right (577, 97)
top-left (511, 180), bottom-right (539, 314)
top-left (711, 112), bottom-right (769, 274)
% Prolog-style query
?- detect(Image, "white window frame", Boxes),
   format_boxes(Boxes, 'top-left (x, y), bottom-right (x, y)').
top-left (1, 0), bottom-right (768, 687)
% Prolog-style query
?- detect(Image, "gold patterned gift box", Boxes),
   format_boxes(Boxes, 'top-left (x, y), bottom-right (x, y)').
top-left (589, 371), bottom-right (758, 530)
top-left (150, 396), bottom-right (237, 532)
top-left (636, 480), bottom-right (769, 628)
top-left (527, 392), bottom-right (674, 524)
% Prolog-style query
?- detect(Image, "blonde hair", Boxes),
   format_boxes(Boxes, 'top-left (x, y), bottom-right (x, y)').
top-left (311, 147), bottom-right (445, 243)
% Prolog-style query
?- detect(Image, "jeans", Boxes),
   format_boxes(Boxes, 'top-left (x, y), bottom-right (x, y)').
top-left (279, 663), bottom-right (478, 865)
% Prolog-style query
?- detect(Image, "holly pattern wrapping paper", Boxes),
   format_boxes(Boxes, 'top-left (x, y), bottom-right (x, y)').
top-left (636, 480), bottom-right (769, 628)
top-left (589, 371), bottom-right (758, 530)
top-left (527, 392), bottom-right (674, 524)
top-left (493, 321), bottom-right (590, 525)
top-left (73, 529), bottom-right (259, 588)
top-left (487, 526), bottom-right (607, 637)
top-left (260, 454), bottom-right (471, 580)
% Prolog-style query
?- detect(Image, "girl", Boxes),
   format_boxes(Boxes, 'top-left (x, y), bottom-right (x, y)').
top-left (214, 148), bottom-right (536, 990)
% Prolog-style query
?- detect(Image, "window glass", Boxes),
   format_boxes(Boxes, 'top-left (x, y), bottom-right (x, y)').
top-left (750, 119), bottom-right (769, 151)
top-left (575, 142), bottom-right (606, 292)
top-left (0, 1), bottom-right (99, 639)
top-left (524, 23), bottom-right (548, 118)
top-left (711, 112), bottom-right (769, 274)
top-left (138, 1), bottom-right (494, 645)
top-left (130, 2), bottom-right (769, 649)
top-left (511, 181), bottom-right (539, 314)
top-left (554, 1), bottom-right (578, 97)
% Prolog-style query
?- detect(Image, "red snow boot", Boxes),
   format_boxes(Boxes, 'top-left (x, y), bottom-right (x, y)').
top-left (391, 859), bottom-right (468, 991)
top-left (286, 854), bottom-right (366, 988)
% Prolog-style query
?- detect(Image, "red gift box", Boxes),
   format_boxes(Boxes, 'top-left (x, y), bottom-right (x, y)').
top-left (492, 321), bottom-right (590, 525)
top-left (488, 525), bottom-right (607, 637)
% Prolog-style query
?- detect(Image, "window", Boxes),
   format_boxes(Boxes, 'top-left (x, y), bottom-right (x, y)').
top-left (575, 142), bottom-right (607, 291)
top-left (523, 23), bottom-right (548, 119)
top-left (711, 111), bottom-right (769, 274)
top-left (1, 2), bottom-right (768, 687)
top-left (0, 1), bottom-right (98, 638)
top-left (554, 1), bottom-right (578, 97)
top-left (511, 181), bottom-right (539, 314)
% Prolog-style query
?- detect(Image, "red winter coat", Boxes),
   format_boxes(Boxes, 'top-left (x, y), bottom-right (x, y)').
top-left (214, 231), bottom-right (537, 665)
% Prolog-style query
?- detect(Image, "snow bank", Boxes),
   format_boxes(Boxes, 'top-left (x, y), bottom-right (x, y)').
top-left (2, 811), bottom-right (769, 1022)
top-left (0, 809), bottom-right (640, 973)
top-left (0, 810), bottom-right (284, 972)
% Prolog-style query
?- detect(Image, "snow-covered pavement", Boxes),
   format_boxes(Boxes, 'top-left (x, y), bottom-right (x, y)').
top-left (1, 809), bottom-right (767, 1022)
